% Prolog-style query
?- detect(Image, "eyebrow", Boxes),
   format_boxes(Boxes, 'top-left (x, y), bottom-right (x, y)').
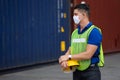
top-left (73, 13), bottom-right (78, 15)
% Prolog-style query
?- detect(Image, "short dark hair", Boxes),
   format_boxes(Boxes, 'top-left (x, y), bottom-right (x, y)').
top-left (74, 3), bottom-right (90, 17)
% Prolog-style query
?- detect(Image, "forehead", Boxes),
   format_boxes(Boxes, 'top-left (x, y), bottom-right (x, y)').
top-left (73, 9), bottom-right (82, 15)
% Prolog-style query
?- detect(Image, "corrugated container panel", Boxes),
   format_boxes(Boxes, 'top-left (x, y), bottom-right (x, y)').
top-left (72, 0), bottom-right (120, 53)
top-left (0, 0), bottom-right (70, 70)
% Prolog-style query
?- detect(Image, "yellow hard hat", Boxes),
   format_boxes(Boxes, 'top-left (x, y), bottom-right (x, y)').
top-left (67, 60), bottom-right (79, 66)
top-left (62, 60), bottom-right (79, 73)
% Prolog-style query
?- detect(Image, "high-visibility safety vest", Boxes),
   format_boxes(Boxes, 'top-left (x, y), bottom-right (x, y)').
top-left (71, 25), bottom-right (104, 71)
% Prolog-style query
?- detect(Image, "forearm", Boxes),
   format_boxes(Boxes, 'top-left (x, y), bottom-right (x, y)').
top-left (71, 51), bottom-right (92, 61)
top-left (71, 44), bottom-right (97, 61)
top-left (59, 44), bottom-right (97, 64)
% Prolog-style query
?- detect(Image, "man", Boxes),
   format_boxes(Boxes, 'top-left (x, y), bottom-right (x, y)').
top-left (59, 2), bottom-right (102, 80)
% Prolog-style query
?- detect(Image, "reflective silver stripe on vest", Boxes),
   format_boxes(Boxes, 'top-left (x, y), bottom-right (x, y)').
top-left (72, 38), bottom-right (86, 43)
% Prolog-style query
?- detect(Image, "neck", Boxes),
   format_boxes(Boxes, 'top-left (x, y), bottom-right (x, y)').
top-left (79, 18), bottom-right (90, 30)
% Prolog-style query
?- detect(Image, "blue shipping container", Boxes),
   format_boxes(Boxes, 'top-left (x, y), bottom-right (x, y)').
top-left (0, 0), bottom-right (70, 70)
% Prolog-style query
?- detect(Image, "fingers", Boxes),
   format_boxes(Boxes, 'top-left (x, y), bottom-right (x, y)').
top-left (61, 61), bottom-right (68, 69)
top-left (59, 55), bottom-right (69, 69)
top-left (59, 56), bottom-right (64, 64)
top-left (59, 57), bottom-right (68, 68)
top-left (59, 57), bottom-right (62, 64)
top-left (59, 55), bottom-right (69, 64)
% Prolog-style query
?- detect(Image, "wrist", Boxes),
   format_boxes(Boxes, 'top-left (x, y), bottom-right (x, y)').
top-left (65, 52), bottom-right (70, 55)
top-left (68, 55), bottom-right (72, 60)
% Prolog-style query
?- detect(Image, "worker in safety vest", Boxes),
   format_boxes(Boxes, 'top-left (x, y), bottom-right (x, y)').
top-left (59, 1), bottom-right (104, 80)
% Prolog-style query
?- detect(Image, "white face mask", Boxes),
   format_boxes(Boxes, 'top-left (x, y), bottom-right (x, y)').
top-left (73, 15), bottom-right (80, 24)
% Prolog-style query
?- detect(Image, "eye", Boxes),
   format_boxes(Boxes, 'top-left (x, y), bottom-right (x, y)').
top-left (74, 13), bottom-right (78, 16)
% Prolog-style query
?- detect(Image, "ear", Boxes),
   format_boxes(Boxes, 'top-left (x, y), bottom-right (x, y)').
top-left (82, 12), bottom-right (86, 17)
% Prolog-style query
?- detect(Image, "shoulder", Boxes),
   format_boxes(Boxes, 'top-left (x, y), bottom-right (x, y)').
top-left (88, 25), bottom-right (102, 35)
top-left (88, 26), bottom-right (102, 46)
top-left (72, 29), bottom-right (78, 36)
top-left (91, 27), bottom-right (101, 34)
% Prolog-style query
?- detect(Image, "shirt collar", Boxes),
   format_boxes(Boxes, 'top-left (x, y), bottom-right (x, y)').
top-left (78, 22), bottom-right (93, 34)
